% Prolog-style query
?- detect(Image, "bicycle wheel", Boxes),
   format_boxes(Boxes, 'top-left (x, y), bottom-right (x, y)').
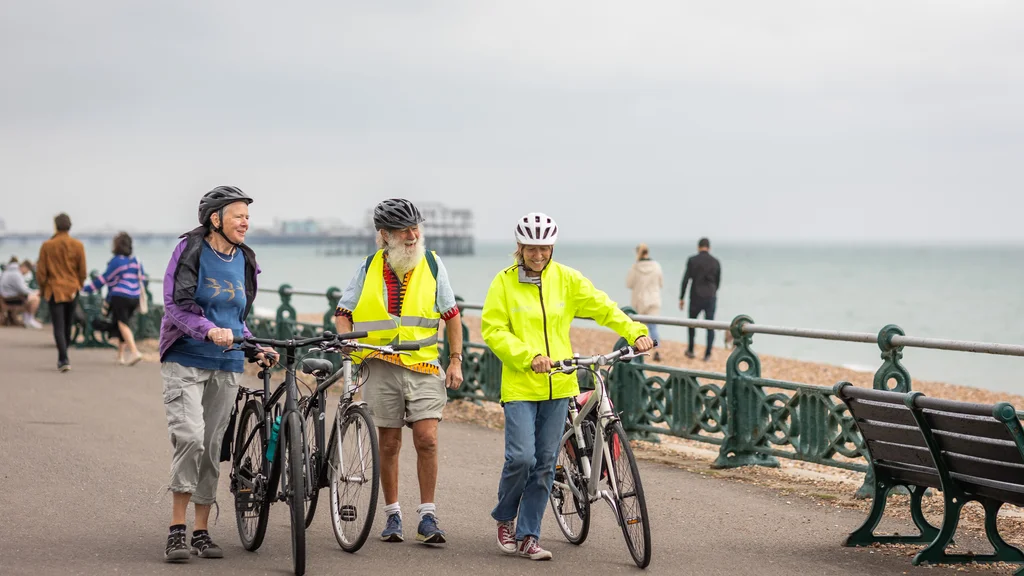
top-left (549, 425), bottom-right (590, 545)
top-left (302, 396), bottom-right (323, 528)
top-left (232, 400), bottom-right (270, 551)
top-left (283, 411), bottom-right (307, 575)
top-left (328, 404), bottom-right (380, 553)
top-left (605, 422), bottom-right (651, 568)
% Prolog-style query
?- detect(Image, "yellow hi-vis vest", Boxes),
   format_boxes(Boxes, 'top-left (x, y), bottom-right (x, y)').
top-left (351, 250), bottom-right (441, 366)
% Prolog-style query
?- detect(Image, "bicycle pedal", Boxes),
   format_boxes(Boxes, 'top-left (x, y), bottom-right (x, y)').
top-left (339, 504), bottom-right (357, 522)
top-left (235, 491), bottom-right (258, 512)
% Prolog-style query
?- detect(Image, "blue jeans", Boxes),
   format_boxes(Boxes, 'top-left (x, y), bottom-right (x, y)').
top-left (491, 398), bottom-right (570, 541)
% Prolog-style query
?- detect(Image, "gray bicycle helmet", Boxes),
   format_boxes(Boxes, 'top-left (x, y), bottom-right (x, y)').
top-left (373, 198), bottom-right (424, 230)
top-left (198, 186), bottom-right (253, 246)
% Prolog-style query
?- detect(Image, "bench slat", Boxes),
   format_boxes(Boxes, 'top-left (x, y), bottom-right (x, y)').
top-left (952, 474), bottom-right (1024, 508)
top-left (868, 439), bottom-right (938, 471)
top-left (922, 411), bottom-right (1013, 442)
top-left (875, 462), bottom-right (943, 489)
top-left (848, 399), bottom-right (918, 428)
top-left (856, 420), bottom-right (927, 448)
top-left (941, 452), bottom-right (1024, 486)
top-left (932, 431), bottom-right (1024, 465)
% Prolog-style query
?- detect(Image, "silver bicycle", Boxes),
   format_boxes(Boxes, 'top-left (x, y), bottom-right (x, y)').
top-left (548, 344), bottom-right (653, 568)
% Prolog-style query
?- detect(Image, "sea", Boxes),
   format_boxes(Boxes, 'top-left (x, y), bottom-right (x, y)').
top-left (10, 238), bottom-right (1023, 395)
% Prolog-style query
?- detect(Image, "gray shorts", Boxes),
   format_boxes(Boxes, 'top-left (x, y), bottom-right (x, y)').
top-left (161, 362), bottom-right (240, 505)
top-left (361, 358), bottom-right (447, 429)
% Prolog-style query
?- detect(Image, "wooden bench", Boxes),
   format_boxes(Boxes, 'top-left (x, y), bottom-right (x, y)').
top-left (0, 298), bottom-right (27, 327)
top-left (834, 382), bottom-right (1024, 569)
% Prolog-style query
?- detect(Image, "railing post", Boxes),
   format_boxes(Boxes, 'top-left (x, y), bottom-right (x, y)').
top-left (856, 324), bottom-right (914, 498)
top-left (609, 306), bottom-right (655, 441)
top-left (275, 284), bottom-right (297, 340)
top-left (713, 315), bottom-right (779, 469)
top-left (323, 286), bottom-right (341, 332)
top-left (874, 324), bottom-right (912, 392)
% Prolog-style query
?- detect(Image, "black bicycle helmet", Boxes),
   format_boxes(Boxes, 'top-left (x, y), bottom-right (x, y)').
top-left (373, 198), bottom-right (425, 230)
top-left (198, 185), bottom-right (253, 245)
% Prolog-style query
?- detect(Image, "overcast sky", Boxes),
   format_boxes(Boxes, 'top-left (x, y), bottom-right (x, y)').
top-left (2, 1), bottom-right (1022, 243)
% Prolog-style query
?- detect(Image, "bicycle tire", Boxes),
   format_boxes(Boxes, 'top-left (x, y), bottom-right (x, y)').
top-left (549, 422), bottom-right (591, 545)
top-left (283, 411), bottom-right (307, 575)
top-left (328, 404), bottom-right (380, 553)
top-left (233, 400), bottom-right (270, 551)
top-left (605, 422), bottom-right (651, 568)
top-left (302, 396), bottom-right (323, 528)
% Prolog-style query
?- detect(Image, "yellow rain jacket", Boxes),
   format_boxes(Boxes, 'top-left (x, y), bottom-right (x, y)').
top-left (481, 260), bottom-right (648, 402)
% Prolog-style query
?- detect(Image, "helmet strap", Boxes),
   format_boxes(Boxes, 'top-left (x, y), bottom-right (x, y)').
top-left (210, 209), bottom-right (241, 249)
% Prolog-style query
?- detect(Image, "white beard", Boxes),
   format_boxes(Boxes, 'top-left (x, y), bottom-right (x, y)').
top-left (385, 234), bottom-right (426, 277)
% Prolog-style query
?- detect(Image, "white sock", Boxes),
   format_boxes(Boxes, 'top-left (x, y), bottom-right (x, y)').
top-left (384, 502), bottom-right (401, 518)
top-left (417, 503), bottom-right (436, 521)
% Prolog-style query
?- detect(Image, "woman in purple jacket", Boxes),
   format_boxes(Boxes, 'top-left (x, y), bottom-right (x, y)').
top-left (158, 186), bottom-right (277, 563)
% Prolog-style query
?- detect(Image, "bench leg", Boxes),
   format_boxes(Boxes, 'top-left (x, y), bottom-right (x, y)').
top-left (913, 496), bottom-right (1024, 566)
top-left (844, 480), bottom-right (937, 547)
top-left (908, 485), bottom-right (940, 542)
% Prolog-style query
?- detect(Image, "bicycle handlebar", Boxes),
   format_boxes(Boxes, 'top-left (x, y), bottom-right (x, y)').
top-left (549, 339), bottom-right (658, 374)
top-left (231, 330), bottom-right (369, 349)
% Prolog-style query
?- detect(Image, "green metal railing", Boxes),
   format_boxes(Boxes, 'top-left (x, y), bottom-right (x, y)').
top-left (64, 279), bottom-right (1024, 499)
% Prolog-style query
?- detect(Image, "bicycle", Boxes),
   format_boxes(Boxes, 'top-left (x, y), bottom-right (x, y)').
top-left (225, 331), bottom-right (365, 576)
top-left (296, 333), bottom-right (420, 553)
top-left (548, 343), bottom-right (654, 568)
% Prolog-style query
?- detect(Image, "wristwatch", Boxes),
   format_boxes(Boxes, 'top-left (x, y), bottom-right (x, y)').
top-left (449, 353), bottom-right (463, 362)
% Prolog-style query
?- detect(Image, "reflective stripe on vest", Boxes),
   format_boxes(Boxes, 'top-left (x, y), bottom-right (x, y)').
top-left (350, 250), bottom-right (441, 366)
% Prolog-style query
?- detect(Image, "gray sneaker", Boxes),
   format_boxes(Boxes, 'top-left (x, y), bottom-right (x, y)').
top-left (164, 530), bottom-right (190, 563)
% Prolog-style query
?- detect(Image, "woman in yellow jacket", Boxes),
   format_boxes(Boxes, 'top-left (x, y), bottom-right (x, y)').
top-left (481, 212), bottom-right (654, 561)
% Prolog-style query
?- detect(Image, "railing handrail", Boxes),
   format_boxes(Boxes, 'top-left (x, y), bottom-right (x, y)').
top-left (141, 282), bottom-right (1024, 358)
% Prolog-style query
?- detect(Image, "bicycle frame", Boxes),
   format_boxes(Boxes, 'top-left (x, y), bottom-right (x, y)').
top-left (558, 366), bottom-right (624, 521)
top-left (233, 347), bottom-right (307, 505)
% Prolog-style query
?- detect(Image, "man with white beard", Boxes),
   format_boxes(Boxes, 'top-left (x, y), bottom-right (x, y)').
top-left (334, 198), bottom-right (464, 546)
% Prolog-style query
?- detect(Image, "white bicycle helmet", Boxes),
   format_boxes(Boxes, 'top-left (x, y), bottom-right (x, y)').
top-left (515, 212), bottom-right (559, 246)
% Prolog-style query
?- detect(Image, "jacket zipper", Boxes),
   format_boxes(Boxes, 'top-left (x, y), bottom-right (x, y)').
top-left (537, 279), bottom-right (552, 400)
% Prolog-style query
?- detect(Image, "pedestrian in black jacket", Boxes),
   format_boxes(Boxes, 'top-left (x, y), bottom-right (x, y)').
top-left (678, 238), bottom-right (721, 360)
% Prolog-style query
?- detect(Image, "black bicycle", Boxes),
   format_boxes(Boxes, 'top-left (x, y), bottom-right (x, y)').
top-left (297, 334), bottom-right (419, 553)
top-left (225, 331), bottom-right (365, 576)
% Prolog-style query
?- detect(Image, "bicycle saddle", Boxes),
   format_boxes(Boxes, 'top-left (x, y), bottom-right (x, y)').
top-left (300, 358), bottom-right (334, 375)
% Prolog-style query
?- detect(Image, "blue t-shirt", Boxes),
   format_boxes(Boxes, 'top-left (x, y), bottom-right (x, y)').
top-left (164, 242), bottom-right (247, 372)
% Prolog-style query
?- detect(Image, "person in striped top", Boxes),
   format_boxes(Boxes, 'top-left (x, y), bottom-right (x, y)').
top-left (83, 232), bottom-right (146, 365)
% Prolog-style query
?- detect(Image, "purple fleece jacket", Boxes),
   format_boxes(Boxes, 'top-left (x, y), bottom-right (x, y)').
top-left (158, 238), bottom-right (256, 361)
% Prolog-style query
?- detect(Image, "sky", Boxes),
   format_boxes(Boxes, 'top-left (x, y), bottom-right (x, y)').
top-left (1, 1), bottom-right (1023, 243)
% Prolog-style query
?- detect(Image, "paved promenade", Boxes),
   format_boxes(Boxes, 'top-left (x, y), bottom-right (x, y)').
top-left (0, 327), bottom-right (994, 575)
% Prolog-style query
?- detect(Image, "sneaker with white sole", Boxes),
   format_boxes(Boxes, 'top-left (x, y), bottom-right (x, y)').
top-left (496, 520), bottom-right (516, 554)
top-left (517, 536), bottom-right (552, 560)
top-left (416, 513), bottom-right (446, 545)
top-left (380, 512), bottom-right (404, 542)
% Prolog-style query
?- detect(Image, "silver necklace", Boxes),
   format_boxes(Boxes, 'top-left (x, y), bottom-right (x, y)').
top-left (207, 240), bottom-right (237, 263)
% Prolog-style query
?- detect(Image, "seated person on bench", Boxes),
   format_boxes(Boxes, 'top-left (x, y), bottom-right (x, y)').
top-left (0, 257), bottom-right (42, 328)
